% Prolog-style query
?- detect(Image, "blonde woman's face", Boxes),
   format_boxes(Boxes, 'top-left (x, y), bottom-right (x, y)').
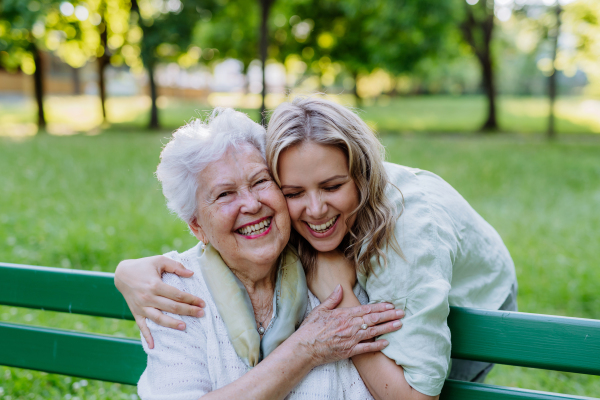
top-left (278, 142), bottom-right (359, 253)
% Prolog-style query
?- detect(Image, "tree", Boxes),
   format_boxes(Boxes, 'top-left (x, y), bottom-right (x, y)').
top-left (258, 0), bottom-right (275, 118)
top-left (0, 0), bottom-right (62, 131)
top-left (547, 4), bottom-right (561, 140)
top-left (133, 0), bottom-right (216, 129)
top-left (274, 0), bottom-right (456, 104)
top-left (459, 0), bottom-right (498, 132)
top-left (193, 1), bottom-right (259, 93)
top-left (560, 0), bottom-right (600, 93)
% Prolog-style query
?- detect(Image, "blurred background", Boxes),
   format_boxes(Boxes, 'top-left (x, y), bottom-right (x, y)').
top-left (1, 0), bottom-right (599, 399)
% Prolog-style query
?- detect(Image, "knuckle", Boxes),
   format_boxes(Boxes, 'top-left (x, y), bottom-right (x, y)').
top-left (139, 292), bottom-right (152, 305)
top-left (172, 291), bottom-right (183, 302)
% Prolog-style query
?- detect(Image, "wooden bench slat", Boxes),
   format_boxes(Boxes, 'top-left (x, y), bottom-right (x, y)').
top-left (1, 321), bottom-right (596, 399)
top-left (441, 380), bottom-right (597, 400)
top-left (0, 322), bottom-right (145, 385)
top-left (0, 263), bottom-right (133, 320)
top-left (449, 307), bottom-right (600, 376)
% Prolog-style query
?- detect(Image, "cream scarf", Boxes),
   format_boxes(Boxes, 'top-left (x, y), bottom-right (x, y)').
top-left (198, 244), bottom-right (308, 367)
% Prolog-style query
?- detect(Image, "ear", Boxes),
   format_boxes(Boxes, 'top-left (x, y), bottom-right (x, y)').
top-left (189, 217), bottom-right (208, 244)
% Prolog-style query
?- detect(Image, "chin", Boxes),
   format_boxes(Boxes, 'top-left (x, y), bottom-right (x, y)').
top-left (305, 237), bottom-right (341, 253)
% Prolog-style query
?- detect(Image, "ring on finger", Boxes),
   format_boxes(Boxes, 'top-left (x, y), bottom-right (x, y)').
top-left (360, 318), bottom-right (368, 330)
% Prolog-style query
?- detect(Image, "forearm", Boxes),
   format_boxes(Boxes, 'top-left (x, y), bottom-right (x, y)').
top-left (352, 352), bottom-right (438, 400)
top-left (343, 294), bottom-right (437, 400)
top-left (202, 339), bottom-right (315, 400)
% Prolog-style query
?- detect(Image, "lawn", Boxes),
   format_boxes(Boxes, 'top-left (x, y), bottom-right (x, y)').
top-left (1, 127), bottom-right (599, 398)
top-left (1, 94), bottom-right (600, 137)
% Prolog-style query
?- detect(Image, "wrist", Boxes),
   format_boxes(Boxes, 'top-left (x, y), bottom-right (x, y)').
top-left (286, 329), bottom-right (321, 370)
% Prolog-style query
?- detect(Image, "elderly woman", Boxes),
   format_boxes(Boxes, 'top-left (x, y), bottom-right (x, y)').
top-left (132, 108), bottom-right (402, 399)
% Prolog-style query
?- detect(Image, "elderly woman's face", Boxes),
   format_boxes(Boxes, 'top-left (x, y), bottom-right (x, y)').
top-left (191, 145), bottom-right (290, 271)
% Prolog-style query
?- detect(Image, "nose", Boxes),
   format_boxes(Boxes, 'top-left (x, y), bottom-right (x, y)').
top-left (239, 188), bottom-right (261, 215)
top-left (305, 191), bottom-right (327, 219)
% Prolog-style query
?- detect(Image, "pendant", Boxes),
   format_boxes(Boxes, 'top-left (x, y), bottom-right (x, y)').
top-left (258, 326), bottom-right (265, 335)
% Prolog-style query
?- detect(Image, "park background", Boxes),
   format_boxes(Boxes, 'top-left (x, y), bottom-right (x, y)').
top-left (1, 0), bottom-right (599, 398)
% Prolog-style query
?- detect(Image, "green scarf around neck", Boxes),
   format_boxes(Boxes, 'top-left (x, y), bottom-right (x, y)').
top-left (198, 243), bottom-right (308, 367)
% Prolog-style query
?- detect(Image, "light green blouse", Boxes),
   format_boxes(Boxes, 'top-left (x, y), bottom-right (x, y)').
top-left (357, 163), bottom-right (517, 396)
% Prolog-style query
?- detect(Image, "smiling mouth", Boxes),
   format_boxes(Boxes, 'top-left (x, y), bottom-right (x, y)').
top-left (306, 215), bottom-right (339, 234)
top-left (237, 217), bottom-right (272, 236)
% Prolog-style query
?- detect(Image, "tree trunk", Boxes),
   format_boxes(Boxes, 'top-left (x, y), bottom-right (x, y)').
top-left (258, 0), bottom-right (272, 123)
top-left (480, 53), bottom-right (497, 131)
top-left (548, 5), bottom-right (562, 140)
top-left (148, 64), bottom-right (159, 129)
top-left (31, 45), bottom-right (46, 131)
top-left (72, 66), bottom-right (81, 95)
top-left (98, 57), bottom-right (107, 122)
top-left (98, 12), bottom-right (109, 123)
top-left (352, 70), bottom-right (362, 107)
top-left (461, 3), bottom-right (498, 132)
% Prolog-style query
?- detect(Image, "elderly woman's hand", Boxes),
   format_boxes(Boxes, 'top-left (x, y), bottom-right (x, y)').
top-left (293, 285), bottom-right (402, 367)
top-left (114, 256), bottom-right (205, 348)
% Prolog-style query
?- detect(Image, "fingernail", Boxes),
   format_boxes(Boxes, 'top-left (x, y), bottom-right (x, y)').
top-left (335, 284), bottom-right (341, 293)
top-left (381, 340), bottom-right (389, 346)
top-left (177, 323), bottom-right (185, 330)
top-left (196, 310), bottom-right (204, 318)
top-left (396, 310), bottom-right (404, 317)
top-left (393, 321), bottom-right (402, 328)
top-left (385, 303), bottom-right (394, 310)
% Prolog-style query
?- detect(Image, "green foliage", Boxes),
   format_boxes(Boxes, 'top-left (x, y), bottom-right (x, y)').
top-left (136, 0), bottom-right (217, 68)
top-left (270, 0), bottom-right (457, 92)
top-left (192, 0), bottom-right (259, 70)
top-left (0, 0), bottom-right (60, 72)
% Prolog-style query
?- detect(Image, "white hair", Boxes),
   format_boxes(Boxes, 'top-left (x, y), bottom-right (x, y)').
top-left (156, 108), bottom-right (266, 224)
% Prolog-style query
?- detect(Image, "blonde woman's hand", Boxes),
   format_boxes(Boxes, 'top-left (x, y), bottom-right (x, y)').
top-left (114, 255), bottom-right (205, 348)
top-left (293, 285), bottom-right (403, 367)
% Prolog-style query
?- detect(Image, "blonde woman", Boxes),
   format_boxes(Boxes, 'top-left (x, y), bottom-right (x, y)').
top-left (116, 97), bottom-right (517, 400)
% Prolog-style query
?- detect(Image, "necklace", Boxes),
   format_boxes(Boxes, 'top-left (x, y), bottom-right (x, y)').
top-left (256, 303), bottom-right (273, 336)
top-left (257, 322), bottom-right (266, 335)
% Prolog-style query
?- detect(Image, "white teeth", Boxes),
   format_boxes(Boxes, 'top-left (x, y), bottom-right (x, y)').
top-left (308, 216), bottom-right (338, 232)
top-left (238, 218), bottom-right (272, 236)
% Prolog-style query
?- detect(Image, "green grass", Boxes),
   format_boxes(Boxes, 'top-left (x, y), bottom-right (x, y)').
top-left (1, 130), bottom-right (600, 398)
top-left (1, 94), bottom-right (600, 136)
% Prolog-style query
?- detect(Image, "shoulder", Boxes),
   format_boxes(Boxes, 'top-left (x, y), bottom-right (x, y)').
top-left (161, 243), bottom-right (211, 301)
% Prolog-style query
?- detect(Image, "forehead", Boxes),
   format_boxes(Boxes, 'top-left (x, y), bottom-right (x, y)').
top-left (199, 144), bottom-right (267, 187)
top-left (278, 142), bottom-right (348, 182)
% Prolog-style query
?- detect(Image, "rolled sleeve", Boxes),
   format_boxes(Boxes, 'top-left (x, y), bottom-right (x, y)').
top-left (379, 280), bottom-right (451, 396)
top-left (357, 163), bottom-right (455, 396)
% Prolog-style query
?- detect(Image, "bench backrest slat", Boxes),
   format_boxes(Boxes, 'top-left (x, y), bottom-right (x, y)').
top-left (0, 322), bottom-right (145, 385)
top-left (2, 264), bottom-right (600, 377)
top-left (448, 307), bottom-right (600, 375)
top-left (0, 263), bottom-right (133, 320)
top-left (441, 380), bottom-right (595, 400)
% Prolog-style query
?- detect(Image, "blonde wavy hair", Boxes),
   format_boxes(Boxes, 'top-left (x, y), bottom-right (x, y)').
top-left (266, 96), bottom-right (402, 276)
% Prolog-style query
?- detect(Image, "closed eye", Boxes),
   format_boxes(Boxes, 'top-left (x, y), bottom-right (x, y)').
top-left (324, 184), bottom-right (342, 191)
top-left (284, 192), bottom-right (302, 199)
top-left (217, 192), bottom-right (230, 199)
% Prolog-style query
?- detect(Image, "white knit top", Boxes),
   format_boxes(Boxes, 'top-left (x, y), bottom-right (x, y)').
top-left (137, 244), bottom-right (374, 400)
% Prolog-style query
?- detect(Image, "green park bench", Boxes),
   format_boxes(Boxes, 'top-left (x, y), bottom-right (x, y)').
top-left (1, 262), bottom-right (599, 399)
